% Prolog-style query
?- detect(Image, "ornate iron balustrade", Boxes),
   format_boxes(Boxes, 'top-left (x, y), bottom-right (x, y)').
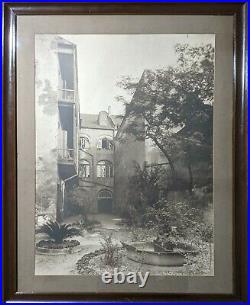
top-left (57, 148), bottom-right (75, 162)
top-left (58, 88), bottom-right (75, 103)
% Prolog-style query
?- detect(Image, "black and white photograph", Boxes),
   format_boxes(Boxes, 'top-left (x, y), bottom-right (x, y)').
top-left (35, 34), bottom-right (215, 277)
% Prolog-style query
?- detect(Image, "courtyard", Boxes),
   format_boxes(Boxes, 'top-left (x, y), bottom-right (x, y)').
top-left (35, 213), bottom-right (213, 276)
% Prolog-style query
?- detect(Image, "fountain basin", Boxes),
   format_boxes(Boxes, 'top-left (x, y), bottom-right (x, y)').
top-left (122, 241), bottom-right (197, 267)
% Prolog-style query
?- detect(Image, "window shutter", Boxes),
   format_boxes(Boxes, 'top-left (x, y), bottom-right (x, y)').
top-left (97, 139), bottom-right (102, 149)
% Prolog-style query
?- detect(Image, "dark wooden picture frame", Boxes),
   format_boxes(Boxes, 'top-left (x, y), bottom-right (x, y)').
top-left (2, 2), bottom-right (248, 302)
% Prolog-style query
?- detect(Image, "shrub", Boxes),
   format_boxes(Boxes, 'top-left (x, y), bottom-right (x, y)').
top-left (127, 162), bottom-right (162, 209)
top-left (130, 226), bottom-right (157, 242)
top-left (37, 221), bottom-right (80, 244)
top-left (155, 232), bottom-right (197, 252)
top-left (184, 242), bottom-right (213, 275)
top-left (99, 233), bottom-right (120, 267)
top-left (64, 203), bottom-right (87, 218)
top-left (36, 239), bottom-right (80, 249)
top-left (184, 185), bottom-right (212, 209)
top-left (142, 199), bottom-right (203, 238)
top-left (74, 216), bottom-right (101, 231)
top-left (119, 205), bottom-right (142, 227)
top-left (200, 223), bottom-right (213, 243)
top-left (64, 188), bottom-right (91, 218)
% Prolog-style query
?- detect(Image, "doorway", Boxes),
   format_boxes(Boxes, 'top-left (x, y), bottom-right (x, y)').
top-left (97, 189), bottom-right (113, 213)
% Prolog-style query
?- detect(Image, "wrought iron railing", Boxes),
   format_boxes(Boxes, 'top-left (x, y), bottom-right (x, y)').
top-left (58, 88), bottom-right (75, 103)
top-left (57, 148), bottom-right (75, 162)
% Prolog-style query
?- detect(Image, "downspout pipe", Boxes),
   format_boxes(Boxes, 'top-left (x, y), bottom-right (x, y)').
top-left (64, 173), bottom-right (78, 183)
top-left (59, 174), bottom-right (78, 221)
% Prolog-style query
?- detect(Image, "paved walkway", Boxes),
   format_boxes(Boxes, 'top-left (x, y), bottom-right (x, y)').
top-left (91, 213), bottom-right (122, 230)
top-left (64, 213), bottom-right (122, 229)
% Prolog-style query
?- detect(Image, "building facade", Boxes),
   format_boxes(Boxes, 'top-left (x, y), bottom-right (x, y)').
top-left (76, 71), bottom-right (171, 214)
top-left (114, 114), bottom-right (146, 212)
top-left (77, 111), bottom-right (122, 213)
top-left (36, 39), bottom-right (173, 220)
top-left (36, 35), bottom-right (80, 223)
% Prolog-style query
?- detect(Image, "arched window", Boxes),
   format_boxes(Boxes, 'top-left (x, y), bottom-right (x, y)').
top-left (97, 160), bottom-right (113, 178)
top-left (79, 160), bottom-right (90, 178)
top-left (98, 189), bottom-right (112, 199)
top-left (79, 136), bottom-right (90, 150)
top-left (97, 136), bottom-right (113, 150)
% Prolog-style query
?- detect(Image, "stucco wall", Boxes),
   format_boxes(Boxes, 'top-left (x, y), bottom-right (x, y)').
top-left (114, 121), bottom-right (146, 212)
top-left (78, 127), bottom-right (114, 212)
top-left (35, 35), bottom-right (59, 220)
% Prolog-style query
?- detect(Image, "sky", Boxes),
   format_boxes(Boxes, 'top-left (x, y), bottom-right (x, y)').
top-left (62, 34), bottom-right (214, 116)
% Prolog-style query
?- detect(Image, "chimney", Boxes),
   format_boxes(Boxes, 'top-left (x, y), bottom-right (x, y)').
top-left (98, 111), bottom-right (109, 126)
top-left (108, 106), bottom-right (111, 116)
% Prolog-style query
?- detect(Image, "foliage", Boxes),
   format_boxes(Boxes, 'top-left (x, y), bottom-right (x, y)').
top-left (99, 233), bottom-right (121, 267)
top-left (197, 222), bottom-right (213, 243)
top-left (36, 239), bottom-right (80, 249)
top-left (143, 199), bottom-right (203, 237)
top-left (64, 188), bottom-right (91, 218)
top-left (37, 221), bottom-right (80, 244)
top-left (117, 43), bottom-right (214, 191)
top-left (119, 205), bottom-right (141, 227)
top-left (128, 162), bottom-right (163, 208)
top-left (73, 216), bottom-right (101, 232)
top-left (121, 161), bottom-right (212, 229)
top-left (127, 162), bottom-right (193, 210)
top-left (187, 185), bottom-right (213, 208)
top-left (130, 226), bottom-right (157, 242)
top-left (121, 163), bottom-right (213, 245)
top-left (183, 241), bottom-right (213, 275)
top-left (120, 192), bottom-right (212, 243)
top-left (36, 154), bottom-right (57, 209)
top-left (141, 199), bottom-right (213, 256)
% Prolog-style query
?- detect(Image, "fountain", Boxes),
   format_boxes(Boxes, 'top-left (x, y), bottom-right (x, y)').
top-left (121, 241), bottom-right (198, 267)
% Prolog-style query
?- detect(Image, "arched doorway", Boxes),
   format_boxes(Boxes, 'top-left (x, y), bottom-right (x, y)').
top-left (97, 189), bottom-right (113, 213)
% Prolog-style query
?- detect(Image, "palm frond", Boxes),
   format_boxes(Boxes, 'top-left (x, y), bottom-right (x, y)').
top-left (37, 221), bottom-right (80, 243)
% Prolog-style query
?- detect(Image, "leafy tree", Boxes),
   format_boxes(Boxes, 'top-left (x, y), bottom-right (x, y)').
top-left (117, 43), bottom-right (214, 191)
top-left (128, 162), bottom-right (162, 208)
top-left (119, 162), bottom-right (171, 226)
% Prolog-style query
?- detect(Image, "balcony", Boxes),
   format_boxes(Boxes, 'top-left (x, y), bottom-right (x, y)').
top-left (58, 148), bottom-right (77, 179)
top-left (58, 148), bottom-right (75, 162)
top-left (58, 88), bottom-right (75, 103)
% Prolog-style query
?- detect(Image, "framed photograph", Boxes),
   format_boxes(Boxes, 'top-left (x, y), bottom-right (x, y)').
top-left (3, 2), bottom-right (247, 302)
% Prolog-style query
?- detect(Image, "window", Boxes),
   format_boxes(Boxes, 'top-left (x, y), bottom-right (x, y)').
top-left (98, 189), bottom-right (112, 198)
top-left (97, 137), bottom-right (113, 150)
top-left (79, 160), bottom-right (90, 178)
top-left (97, 160), bottom-right (113, 178)
top-left (79, 136), bottom-right (90, 150)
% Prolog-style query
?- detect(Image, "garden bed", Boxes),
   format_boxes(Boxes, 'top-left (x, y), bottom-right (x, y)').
top-left (76, 249), bottom-right (107, 275)
top-left (36, 239), bottom-right (81, 255)
top-left (76, 244), bottom-right (213, 276)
